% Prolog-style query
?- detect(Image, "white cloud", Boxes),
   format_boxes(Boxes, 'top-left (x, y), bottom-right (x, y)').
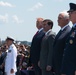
top-left (0, 14), bottom-right (24, 24)
top-left (0, 14), bottom-right (8, 23)
top-left (0, 1), bottom-right (15, 7)
top-left (28, 2), bottom-right (43, 11)
top-left (12, 15), bottom-right (24, 24)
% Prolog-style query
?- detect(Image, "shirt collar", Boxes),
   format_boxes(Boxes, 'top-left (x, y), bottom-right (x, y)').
top-left (61, 24), bottom-right (69, 31)
top-left (38, 28), bottom-right (43, 32)
top-left (45, 29), bottom-right (52, 36)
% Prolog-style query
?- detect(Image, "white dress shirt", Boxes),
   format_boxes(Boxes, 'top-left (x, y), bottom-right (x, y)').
top-left (61, 24), bottom-right (69, 31)
top-left (45, 29), bottom-right (52, 36)
top-left (38, 28), bottom-right (43, 32)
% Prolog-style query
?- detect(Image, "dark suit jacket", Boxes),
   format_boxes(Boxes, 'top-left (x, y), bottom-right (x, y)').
top-left (30, 29), bottom-right (45, 64)
top-left (53, 25), bottom-right (71, 75)
top-left (61, 26), bottom-right (76, 75)
top-left (40, 30), bottom-right (56, 70)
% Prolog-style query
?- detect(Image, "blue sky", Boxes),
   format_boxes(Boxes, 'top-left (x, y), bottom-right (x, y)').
top-left (0, 0), bottom-right (76, 42)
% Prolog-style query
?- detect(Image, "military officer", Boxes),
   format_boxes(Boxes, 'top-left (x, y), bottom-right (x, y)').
top-left (5, 37), bottom-right (17, 75)
top-left (61, 3), bottom-right (76, 75)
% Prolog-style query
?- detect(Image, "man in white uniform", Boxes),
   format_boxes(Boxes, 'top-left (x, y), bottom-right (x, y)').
top-left (5, 37), bottom-right (17, 75)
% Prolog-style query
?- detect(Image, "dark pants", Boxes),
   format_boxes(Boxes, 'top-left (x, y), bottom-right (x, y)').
top-left (54, 71), bottom-right (61, 75)
top-left (54, 73), bottom-right (60, 75)
top-left (34, 64), bottom-right (42, 75)
top-left (42, 70), bottom-right (53, 75)
top-left (28, 70), bottom-right (35, 75)
top-left (16, 68), bottom-right (21, 75)
top-left (0, 70), bottom-right (3, 75)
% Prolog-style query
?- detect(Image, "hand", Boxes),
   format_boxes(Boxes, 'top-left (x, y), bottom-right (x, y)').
top-left (10, 69), bottom-right (14, 74)
top-left (0, 65), bottom-right (2, 69)
top-left (0, 63), bottom-right (4, 69)
top-left (38, 61), bottom-right (40, 67)
top-left (46, 65), bottom-right (52, 71)
top-left (27, 66), bottom-right (33, 70)
top-left (2, 63), bottom-right (4, 67)
top-left (75, 71), bottom-right (76, 75)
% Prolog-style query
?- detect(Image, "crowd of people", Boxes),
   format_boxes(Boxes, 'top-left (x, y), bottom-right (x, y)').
top-left (0, 37), bottom-right (31, 75)
top-left (0, 2), bottom-right (76, 75)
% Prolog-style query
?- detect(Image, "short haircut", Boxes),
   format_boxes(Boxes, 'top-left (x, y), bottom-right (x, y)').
top-left (43, 19), bottom-right (53, 29)
top-left (59, 11), bottom-right (69, 19)
top-left (37, 17), bottom-right (44, 21)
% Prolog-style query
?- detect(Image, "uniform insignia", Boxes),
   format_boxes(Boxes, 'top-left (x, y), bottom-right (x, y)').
top-left (8, 50), bottom-right (11, 53)
top-left (69, 40), bottom-right (73, 44)
top-left (70, 32), bottom-right (75, 37)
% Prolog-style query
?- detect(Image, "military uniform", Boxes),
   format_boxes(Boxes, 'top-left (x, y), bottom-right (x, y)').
top-left (61, 24), bottom-right (76, 75)
top-left (5, 44), bottom-right (17, 75)
top-left (61, 3), bottom-right (76, 75)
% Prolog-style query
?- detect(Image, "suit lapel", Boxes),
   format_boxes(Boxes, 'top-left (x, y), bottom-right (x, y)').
top-left (43, 30), bottom-right (51, 40)
top-left (54, 25), bottom-right (69, 46)
top-left (55, 30), bottom-right (62, 41)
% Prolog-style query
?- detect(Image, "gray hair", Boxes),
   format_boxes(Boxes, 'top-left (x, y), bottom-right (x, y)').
top-left (60, 11), bottom-right (69, 20)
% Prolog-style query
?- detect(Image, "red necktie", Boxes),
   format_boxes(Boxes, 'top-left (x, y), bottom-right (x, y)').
top-left (34, 31), bottom-right (39, 37)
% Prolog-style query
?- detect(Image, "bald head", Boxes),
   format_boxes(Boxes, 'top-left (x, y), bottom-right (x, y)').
top-left (37, 18), bottom-right (44, 21)
top-left (36, 17), bottom-right (44, 29)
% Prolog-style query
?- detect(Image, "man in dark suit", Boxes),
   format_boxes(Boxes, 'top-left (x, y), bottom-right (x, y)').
top-left (39, 19), bottom-right (56, 75)
top-left (52, 11), bottom-right (71, 75)
top-left (61, 3), bottom-right (76, 75)
top-left (30, 18), bottom-right (45, 75)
